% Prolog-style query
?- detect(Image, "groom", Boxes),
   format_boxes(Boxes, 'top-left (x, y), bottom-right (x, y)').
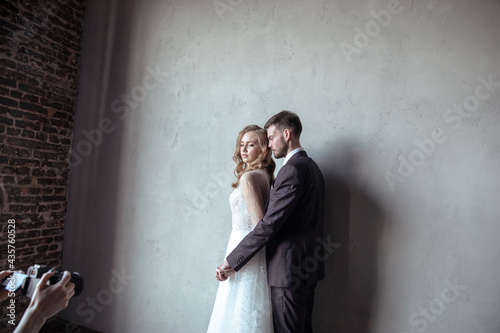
top-left (218, 110), bottom-right (325, 332)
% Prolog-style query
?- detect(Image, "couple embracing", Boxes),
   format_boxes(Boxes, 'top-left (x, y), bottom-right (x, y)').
top-left (207, 111), bottom-right (325, 333)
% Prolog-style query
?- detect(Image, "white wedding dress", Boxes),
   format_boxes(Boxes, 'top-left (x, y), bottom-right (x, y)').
top-left (207, 169), bottom-right (274, 333)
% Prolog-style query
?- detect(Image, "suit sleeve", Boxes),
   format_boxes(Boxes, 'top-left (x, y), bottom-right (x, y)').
top-left (227, 164), bottom-right (302, 271)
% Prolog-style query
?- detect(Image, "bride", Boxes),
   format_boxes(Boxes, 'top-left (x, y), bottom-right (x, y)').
top-left (207, 125), bottom-right (276, 333)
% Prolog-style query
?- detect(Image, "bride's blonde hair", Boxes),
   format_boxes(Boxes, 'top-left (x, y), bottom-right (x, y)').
top-left (232, 125), bottom-right (275, 188)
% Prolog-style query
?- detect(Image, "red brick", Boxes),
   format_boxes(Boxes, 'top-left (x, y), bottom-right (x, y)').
top-left (0, 2), bottom-right (85, 330)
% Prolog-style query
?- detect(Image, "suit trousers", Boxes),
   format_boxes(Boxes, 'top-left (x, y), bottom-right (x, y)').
top-left (271, 283), bottom-right (317, 333)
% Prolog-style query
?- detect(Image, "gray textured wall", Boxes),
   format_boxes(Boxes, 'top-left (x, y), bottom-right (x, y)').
top-left (61, 0), bottom-right (500, 332)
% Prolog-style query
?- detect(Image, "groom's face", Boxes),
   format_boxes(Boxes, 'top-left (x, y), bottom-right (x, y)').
top-left (267, 125), bottom-right (287, 159)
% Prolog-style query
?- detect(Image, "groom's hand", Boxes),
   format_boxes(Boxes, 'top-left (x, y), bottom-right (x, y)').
top-left (215, 260), bottom-right (235, 281)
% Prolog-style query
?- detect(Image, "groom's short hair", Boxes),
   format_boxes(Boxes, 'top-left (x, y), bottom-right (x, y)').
top-left (265, 110), bottom-right (302, 138)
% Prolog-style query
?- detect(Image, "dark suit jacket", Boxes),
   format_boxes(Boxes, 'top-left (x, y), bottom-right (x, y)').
top-left (227, 151), bottom-right (325, 288)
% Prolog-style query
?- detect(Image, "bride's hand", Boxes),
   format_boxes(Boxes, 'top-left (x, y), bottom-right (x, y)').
top-left (215, 267), bottom-right (223, 281)
top-left (215, 261), bottom-right (235, 281)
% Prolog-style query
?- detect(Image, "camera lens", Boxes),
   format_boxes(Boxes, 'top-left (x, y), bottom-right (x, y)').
top-left (71, 272), bottom-right (84, 297)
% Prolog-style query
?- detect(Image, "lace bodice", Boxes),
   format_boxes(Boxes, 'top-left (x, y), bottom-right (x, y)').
top-left (229, 169), bottom-right (270, 231)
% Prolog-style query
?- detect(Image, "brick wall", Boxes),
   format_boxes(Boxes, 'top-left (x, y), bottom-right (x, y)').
top-left (0, 0), bottom-right (86, 330)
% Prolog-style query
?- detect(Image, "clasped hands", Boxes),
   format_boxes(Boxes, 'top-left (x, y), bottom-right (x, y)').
top-left (215, 260), bottom-right (235, 281)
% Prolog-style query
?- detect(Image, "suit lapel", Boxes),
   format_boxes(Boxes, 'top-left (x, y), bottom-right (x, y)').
top-left (272, 151), bottom-right (308, 188)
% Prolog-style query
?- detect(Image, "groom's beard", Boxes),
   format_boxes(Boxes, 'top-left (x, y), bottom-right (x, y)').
top-left (272, 143), bottom-right (288, 159)
top-left (273, 151), bottom-right (284, 159)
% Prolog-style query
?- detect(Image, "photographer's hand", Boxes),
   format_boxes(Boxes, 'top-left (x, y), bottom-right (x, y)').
top-left (0, 270), bottom-right (13, 302)
top-left (14, 271), bottom-right (75, 333)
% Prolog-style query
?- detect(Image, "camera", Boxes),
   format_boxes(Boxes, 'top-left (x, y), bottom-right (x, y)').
top-left (1, 264), bottom-right (84, 298)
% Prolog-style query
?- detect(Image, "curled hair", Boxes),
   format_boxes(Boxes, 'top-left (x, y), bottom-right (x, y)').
top-left (264, 110), bottom-right (302, 138)
top-left (232, 125), bottom-right (275, 188)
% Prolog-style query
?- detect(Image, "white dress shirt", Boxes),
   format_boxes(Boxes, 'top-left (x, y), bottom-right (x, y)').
top-left (283, 147), bottom-right (305, 165)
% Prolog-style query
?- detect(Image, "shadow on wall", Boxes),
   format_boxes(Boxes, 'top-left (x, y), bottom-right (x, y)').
top-left (314, 140), bottom-right (386, 333)
top-left (60, 0), bottom-right (136, 330)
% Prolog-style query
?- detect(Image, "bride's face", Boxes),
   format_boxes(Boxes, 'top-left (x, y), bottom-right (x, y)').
top-left (240, 132), bottom-right (263, 164)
